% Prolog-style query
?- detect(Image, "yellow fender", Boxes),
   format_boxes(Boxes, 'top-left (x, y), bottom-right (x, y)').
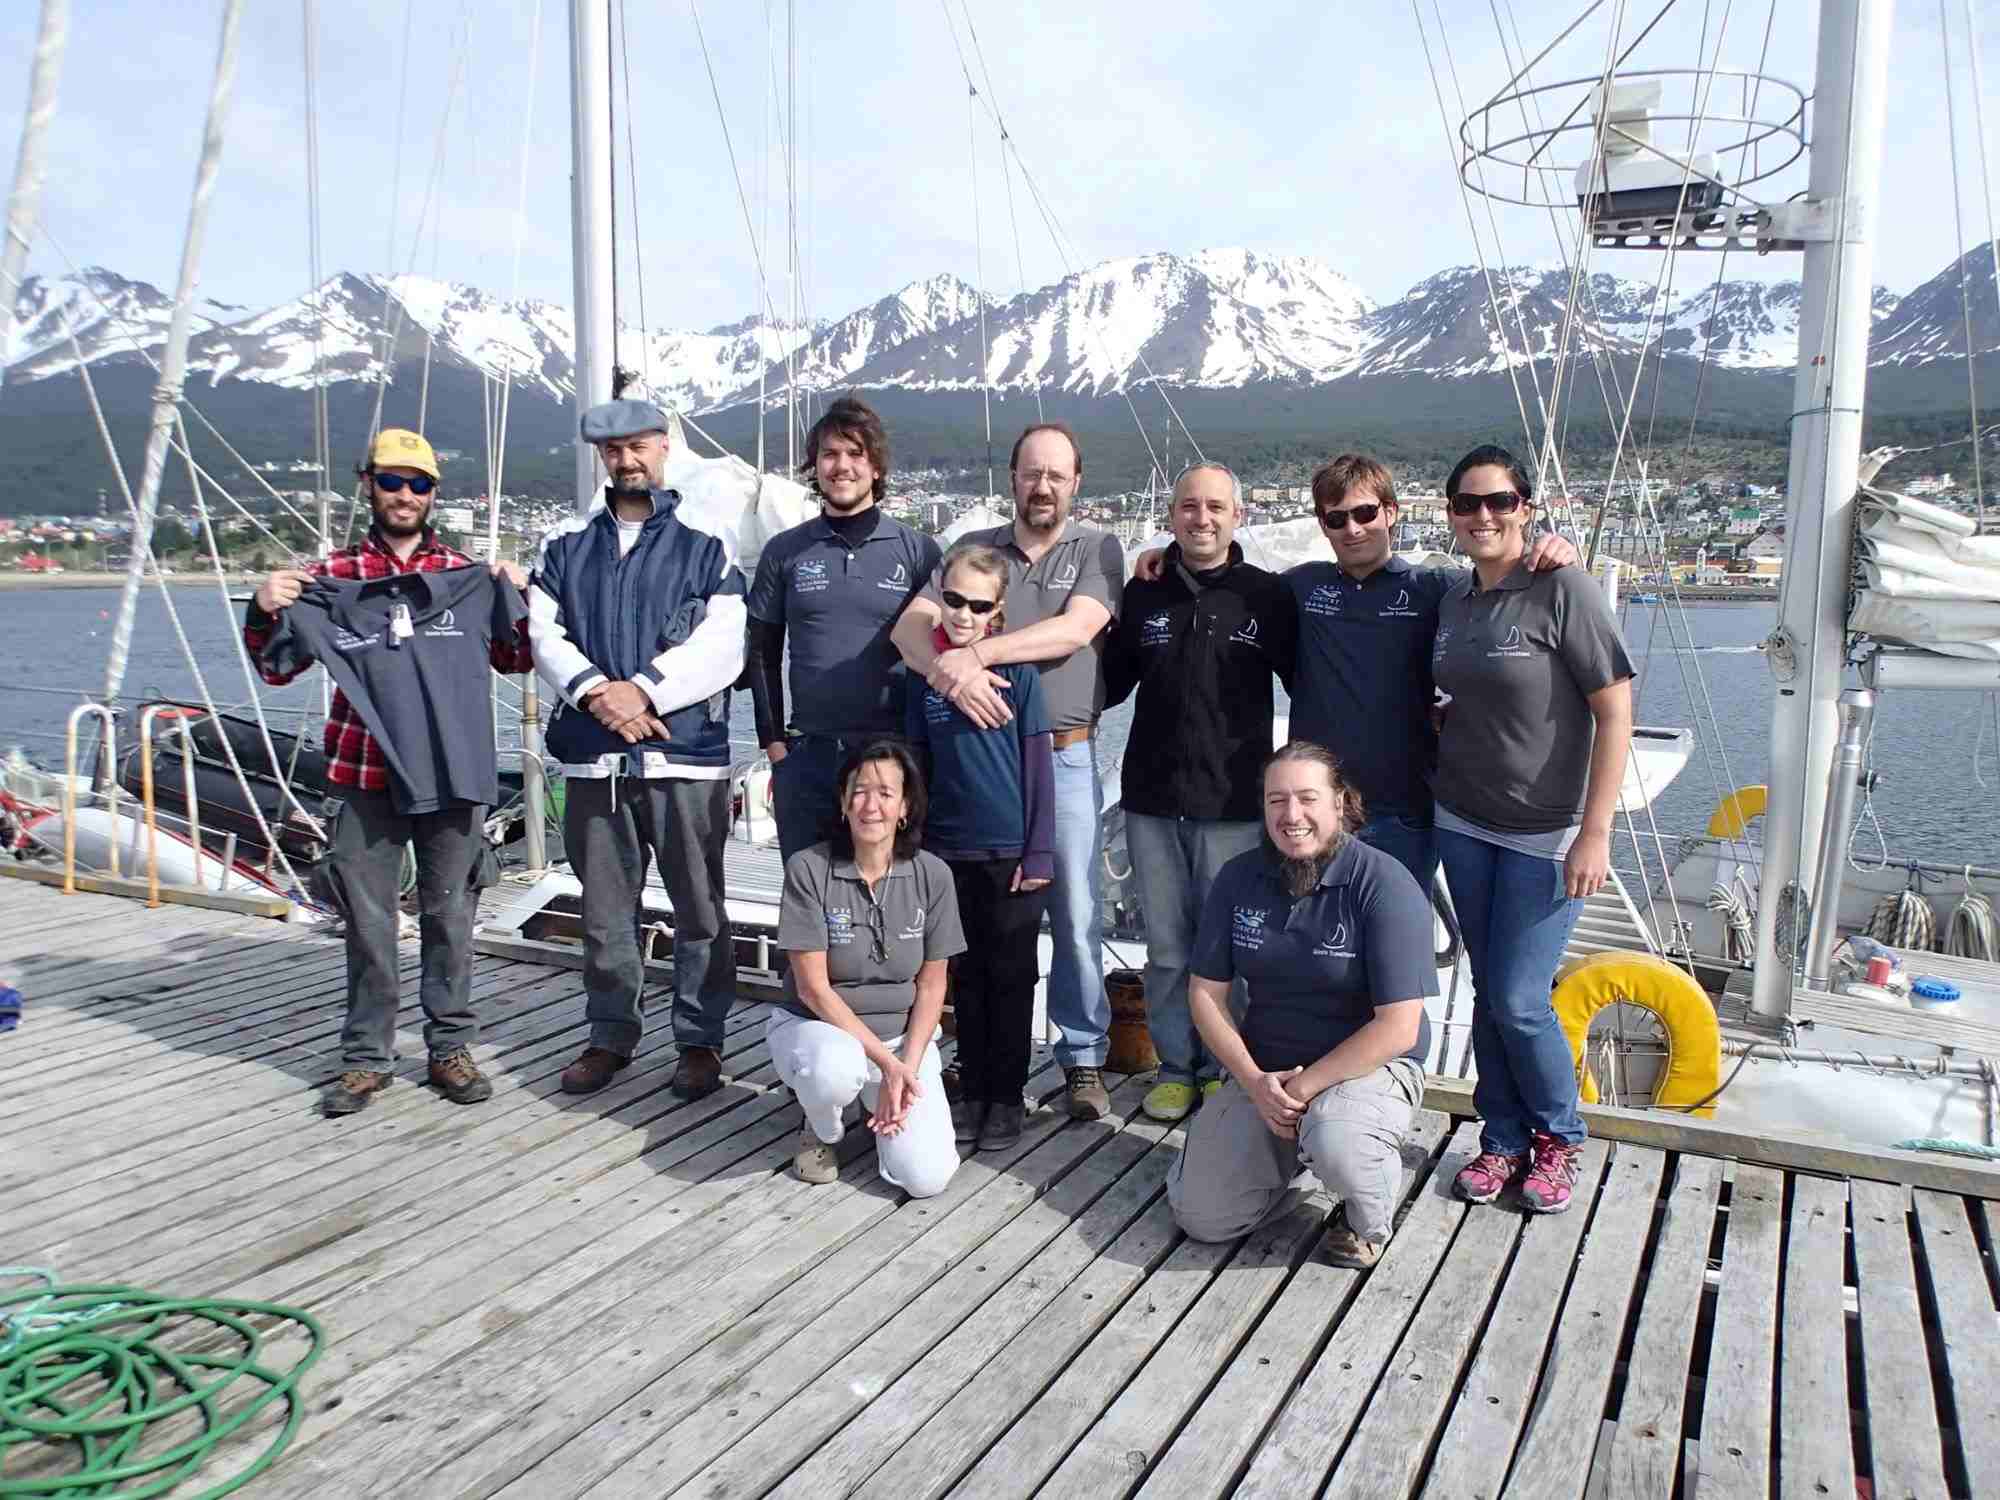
top-left (1706, 784), bottom-right (1767, 838)
top-left (1552, 951), bottom-right (1723, 1118)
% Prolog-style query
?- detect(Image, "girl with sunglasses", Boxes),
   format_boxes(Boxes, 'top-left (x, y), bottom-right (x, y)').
top-left (1430, 444), bottom-right (1634, 1215)
top-left (904, 543), bottom-right (1056, 1153)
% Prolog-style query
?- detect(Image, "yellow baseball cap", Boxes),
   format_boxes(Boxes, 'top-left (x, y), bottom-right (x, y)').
top-left (369, 427), bottom-right (441, 480)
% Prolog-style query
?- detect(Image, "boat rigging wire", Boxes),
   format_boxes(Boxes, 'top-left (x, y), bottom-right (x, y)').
top-left (616, 0), bottom-right (652, 393)
top-left (957, 3), bottom-right (1044, 425)
top-left (301, 0), bottom-right (332, 542)
top-left (1938, 0), bottom-right (1988, 530)
top-left (0, 0), bottom-right (69, 411)
top-left (940, 0), bottom-right (996, 496)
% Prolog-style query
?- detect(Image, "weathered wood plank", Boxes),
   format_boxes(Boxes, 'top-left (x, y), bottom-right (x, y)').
top-left (1598, 1154), bottom-right (1722, 1500)
top-left (1502, 1145), bottom-right (1667, 1500)
top-left (1693, 1163), bottom-right (1784, 1500)
top-left (1127, 1112), bottom-right (1453, 1500)
top-left (0, 859), bottom-right (294, 916)
top-left (1229, 1122), bottom-right (1494, 1498)
top-left (1849, 1178), bottom-right (1950, 1500)
top-left (1405, 1140), bottom-right (1612, 1499)
top-left (1777, 1174), bottom-right (1856, 1500)
top-left (1912, 1190), bottom-right (2000, 1499)
top-left (1421, 1074), bottom-right (2000, 1201)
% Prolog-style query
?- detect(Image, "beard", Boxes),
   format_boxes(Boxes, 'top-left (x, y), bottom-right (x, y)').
top-left (1264, 828), bottom-right (1341, 899)
top-left (372, 500), bottom-right (431, 538)
top-left (1016, 496), bottom-right (1060, 532)
top-left (819, 485), bottom-right (872, 514)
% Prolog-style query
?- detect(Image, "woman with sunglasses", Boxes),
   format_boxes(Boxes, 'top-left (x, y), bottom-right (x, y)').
top-left (1431, 444), bottom-right (1633, 1215)
top-left (769, 739), bottom-right (967, 1195)
top-left (904, 543), bottom-right (1056, 1152)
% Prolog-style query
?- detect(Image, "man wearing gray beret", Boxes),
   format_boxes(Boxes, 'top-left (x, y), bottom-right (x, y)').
top-left (527, 399), bottom-right (748, 1099)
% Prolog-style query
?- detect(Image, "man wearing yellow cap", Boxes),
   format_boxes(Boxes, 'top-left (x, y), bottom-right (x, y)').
top-left (246, 428), bottom-right (534, 1117)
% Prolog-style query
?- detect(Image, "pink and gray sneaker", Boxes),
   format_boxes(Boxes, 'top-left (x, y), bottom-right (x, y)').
top-left (1519, 1133), bottom-right (1583, 1214)
top-left (1453, 1149), bottom-right (1527, 1204)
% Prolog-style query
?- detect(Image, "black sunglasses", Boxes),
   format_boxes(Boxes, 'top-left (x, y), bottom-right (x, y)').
top-left (1319, 502), bottom-right (1384, 530)
top-left (941, 589), bottom-right (1000, 615)
top-left (374, 473), bottom-right (436, 496)
top-left (1448, 491), bottom-right (1524, 516)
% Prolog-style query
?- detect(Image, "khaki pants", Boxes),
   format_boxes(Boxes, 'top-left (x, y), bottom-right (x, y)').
top-left (1167, 1059), bottom-right (1424, 1245)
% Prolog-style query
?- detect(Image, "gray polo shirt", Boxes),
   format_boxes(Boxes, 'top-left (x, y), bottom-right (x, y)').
top-left (1285, 556), bottom-right (1458, 817)
top-left (929, 521), bottom-right (1124, 731)
top-left (1430, 562), bottom-right (1633, 837)
top-left (775, 842), bottom-right (967, 1040)
top-left (748, 513), bottom-right (941, 737)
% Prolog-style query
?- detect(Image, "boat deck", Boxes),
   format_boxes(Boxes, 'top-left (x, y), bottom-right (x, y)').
top-left (7, 876), bottom-right (2000, 1499)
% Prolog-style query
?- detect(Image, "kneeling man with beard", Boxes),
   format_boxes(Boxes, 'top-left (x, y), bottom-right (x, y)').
top-left (1166, 740), bottom-right (1438, 1267)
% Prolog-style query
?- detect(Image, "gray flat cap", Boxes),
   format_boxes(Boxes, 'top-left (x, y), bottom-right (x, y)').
top-left (580, 399), bottom-right (669, 442)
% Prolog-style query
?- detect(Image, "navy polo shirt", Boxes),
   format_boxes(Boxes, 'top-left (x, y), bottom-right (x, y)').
top-left (1284, 557), bottom-right (1457, 819)
top-left (905, 661), bottom-right (1051, 858)
top-left (1192, 838), bottom-right (1437, 1072)
top-left (748, 512), bottom-right (942, 737)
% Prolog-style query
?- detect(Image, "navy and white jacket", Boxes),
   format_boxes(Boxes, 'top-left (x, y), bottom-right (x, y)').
top-left (528, 489), bottom-right (747, 780)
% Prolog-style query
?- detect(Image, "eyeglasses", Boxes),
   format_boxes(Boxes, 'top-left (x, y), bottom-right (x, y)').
top-left (373, 473), bottom-right (436, 496)
top-left (940, 589), bottom-right (1000, 615)
top-left (1319, 502), bottom-right (1384, 530)
top-left (1448, 491), bottom-right (1524, 517)
top-left (860, 897), bottom-right (890, 965)
top-left (1015, 468), bottom-right (1074, 488)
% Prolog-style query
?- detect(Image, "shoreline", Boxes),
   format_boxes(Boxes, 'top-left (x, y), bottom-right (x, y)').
top-left (0, 571), bottom-right (260, 590)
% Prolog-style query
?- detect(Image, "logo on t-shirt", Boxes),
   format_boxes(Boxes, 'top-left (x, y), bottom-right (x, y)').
top-left (899, 905), bottom-right (925, 940)
top-left (1231, 617), bottom-right (1261, 646)
top-left (1054, 560), bottom-right (1079, 587)
top-left (794, 558), bottom-right (830, 595)
top-left (878, 561), bottom-right (910, 593)
top-left (333, 628), bottom-right (381, 653)
top-left (1379, 587), bottom-right (1420, 620)
top-left (922, 686), bottom-right (955, 725)
top-left (1432, 624), bottom-right (1452, 662)
top-left (422, 607), bottom-right (464, 638)
top-left (1140, 611), bottom-right (1173, 648)
top-left (826, 908), bottom-right (855, 945)
top-left (1231, 905), bottom-right (1269, 952)
top-left (1486, 623), bottom-right (1534, 659)
top-left (1313, 919), bottom-right (1356, 958)
top-left (1304, 583), bottom-right (1343, 617)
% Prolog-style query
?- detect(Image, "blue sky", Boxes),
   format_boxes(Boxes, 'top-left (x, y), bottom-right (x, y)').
top-left (1, 0), bottom-right (1985, 329)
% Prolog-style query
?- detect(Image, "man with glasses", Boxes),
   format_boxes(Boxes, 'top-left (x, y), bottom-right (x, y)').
top-left (529, 399), bottom-right (747, 1102)
top-left (245, 427), bottom-right (532, 1116)
top-left (891, 422), bottom-right (1125, 1121)
top-left (1287, 454), bottom-right (1572, 892)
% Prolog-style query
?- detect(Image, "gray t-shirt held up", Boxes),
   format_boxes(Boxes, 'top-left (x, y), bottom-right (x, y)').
top-left (1429, 562), bottom-right (1634, 839)
top-left (926, 521), bottom-right (1125, 732)
top-left (776, 842), bottom-right (968, 1040)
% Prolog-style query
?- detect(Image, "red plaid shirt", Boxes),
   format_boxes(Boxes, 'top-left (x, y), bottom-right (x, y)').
top-left (243, 528), bottom-right (536, 792)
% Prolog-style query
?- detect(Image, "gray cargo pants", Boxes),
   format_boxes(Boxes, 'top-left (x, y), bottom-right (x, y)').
top-left (564, 775), bottom-right (736, 1056)
top-left (1167, 1058), bottom-right (1425, 1245)
top-left (326, 787), bottom-right (488, 1071)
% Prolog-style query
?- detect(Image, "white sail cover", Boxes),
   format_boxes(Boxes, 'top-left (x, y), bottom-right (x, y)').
top-left (645, 441), bottom-right (818, 580)
top-left (1850, 487), bottom-right (2000, 660)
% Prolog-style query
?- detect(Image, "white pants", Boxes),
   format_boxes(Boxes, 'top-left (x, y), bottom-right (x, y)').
top-left (766, 1009), bottom-right (960, 1199)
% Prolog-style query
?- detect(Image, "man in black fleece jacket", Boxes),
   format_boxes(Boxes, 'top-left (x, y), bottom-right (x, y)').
top-left (1104, 462), bottom-right (1297, 1122)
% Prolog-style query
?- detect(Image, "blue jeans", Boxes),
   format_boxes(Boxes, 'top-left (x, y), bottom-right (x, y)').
top-left (1437, 827), bottom-right (1584, 1155)
top-left (1047, 738), bottom-right (1110, 1068)
top-left (771, 733), bottom-right (860, 868)
top-left (1124, 813), bottom-right (1262, 1085)
top-left (1357, 809), bottom-right (1439, 897)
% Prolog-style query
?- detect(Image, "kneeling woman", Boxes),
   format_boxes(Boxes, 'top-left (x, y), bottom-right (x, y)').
top-left (1432, 443), bottom-right (1633, 1214)
top-left (1167, 742), bottom-right (1438, 1268)
top-left (771, 739), bottom-right (967, 1196)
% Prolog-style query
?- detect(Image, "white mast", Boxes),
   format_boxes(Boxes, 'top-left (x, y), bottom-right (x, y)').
top-left (569, 0), bottom-right (614, 514)
top-left (0, 0), bottom-right (70, 400)
top-left (1748, 0), bottom-right (1895, 1018)
top-left (101, 0), bottom-right (244, 707)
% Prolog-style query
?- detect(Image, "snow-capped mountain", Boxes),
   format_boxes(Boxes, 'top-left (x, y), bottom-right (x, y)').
top-left (5, 244), bottom-right (1992, 416)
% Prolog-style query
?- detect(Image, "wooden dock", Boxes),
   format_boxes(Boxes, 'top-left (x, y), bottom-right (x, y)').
top-left (6, 875), bottom-right (2000, 1498)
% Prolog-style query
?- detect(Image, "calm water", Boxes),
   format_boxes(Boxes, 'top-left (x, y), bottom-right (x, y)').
top-left (3, 585), bottom-right (1996, 874)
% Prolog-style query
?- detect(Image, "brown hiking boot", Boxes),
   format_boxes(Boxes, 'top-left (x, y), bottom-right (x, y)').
top-left (1320, 1205), bottom-right (1383, 1269)
top-left (322, 1069), bottom-right (392, 1117)
top-left (560, 1046), bottom-right (630, 1095)
top-left (794, 1122), bottom-right (839, 1184)
top-left (428, 1047), bottom-right (492, 1105)
top-left (1064, 1066), bottom-right (1110, 1121)
top-left (670, 1044), bottom-right (723, 1100)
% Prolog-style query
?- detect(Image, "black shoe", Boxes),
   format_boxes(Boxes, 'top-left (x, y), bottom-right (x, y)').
top-left (323, 1069), bottom-right (392, 1117)
top-left (428, 1047), bottom-right (493, 1105)
top-left (671, 1045), bottom-right (724, 1100)
top-left (978, 1102), bottom-right (1025, 1152)
top-left (952, 1098), bottom-right (987, 1146)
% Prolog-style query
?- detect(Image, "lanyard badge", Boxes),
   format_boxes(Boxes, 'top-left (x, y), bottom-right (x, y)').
top-left (389, 600), bottom-right (414, 646)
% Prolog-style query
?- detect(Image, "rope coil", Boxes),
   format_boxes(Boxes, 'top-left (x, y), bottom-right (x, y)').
top-left (0, 1275), bottom-right (322, 1500)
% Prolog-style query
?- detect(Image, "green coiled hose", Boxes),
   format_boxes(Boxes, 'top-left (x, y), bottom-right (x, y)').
top-left (0, 1271), bottom-right (322, 1498)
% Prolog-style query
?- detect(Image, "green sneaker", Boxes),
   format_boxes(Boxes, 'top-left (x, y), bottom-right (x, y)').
top-left (1143, 1080), bottom-right (1198, 1122)
top-left (1200, 1078), bottom-right (1224, 1102)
